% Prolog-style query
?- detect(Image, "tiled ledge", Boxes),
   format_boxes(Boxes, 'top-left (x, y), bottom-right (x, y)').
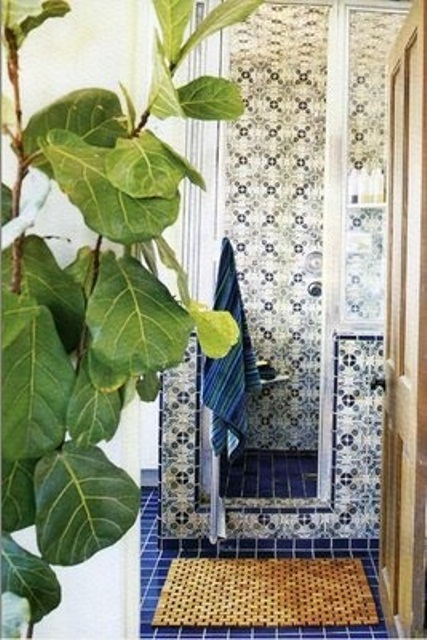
top-left (160, 536), bottom-right (380, 554)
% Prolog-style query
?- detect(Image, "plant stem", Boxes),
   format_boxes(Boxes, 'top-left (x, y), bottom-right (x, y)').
top-left (26, 621), bottom-right (34, 638)
top-left (5, 27), bottom-right (28, 294)
top-left (133, 108), bottom-right (149, 136)
top-left (92, 234), bottom-right (103, 283)
top-left (5, 29), bottom-right (24, 155)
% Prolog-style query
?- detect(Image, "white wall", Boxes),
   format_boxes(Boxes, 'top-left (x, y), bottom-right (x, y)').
top-left (140, 399), bottom-right (159, 471)
top-left (3, 1), bottom-right (158, 637)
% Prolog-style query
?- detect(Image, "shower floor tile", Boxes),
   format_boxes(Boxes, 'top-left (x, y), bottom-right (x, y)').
top-left (141, 487), bottom-right (390, 640)
top-left (220, 450), bottom-right (318, 499)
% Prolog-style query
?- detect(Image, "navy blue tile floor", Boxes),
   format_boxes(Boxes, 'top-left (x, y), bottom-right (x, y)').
top-left (220, 450), bottom-right (318, 499)
top-left (141, 488), bottom-right (389, 639)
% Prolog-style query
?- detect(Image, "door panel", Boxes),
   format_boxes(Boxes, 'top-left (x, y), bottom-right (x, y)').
top-left (381, 0), bottom-right (427, 636)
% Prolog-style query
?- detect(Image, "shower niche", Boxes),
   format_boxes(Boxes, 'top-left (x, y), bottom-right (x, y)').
top-left (158, 0), bottom-right (410, 543)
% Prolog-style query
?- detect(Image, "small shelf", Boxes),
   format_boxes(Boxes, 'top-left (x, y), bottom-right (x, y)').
top-left (260, 374), bottom-right (290, 387)
top-left (346, 202), bottom-right (387, 209)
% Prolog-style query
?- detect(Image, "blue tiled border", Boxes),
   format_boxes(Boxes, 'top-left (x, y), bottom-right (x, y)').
top-left (159, 536), bottom-right (379, 554)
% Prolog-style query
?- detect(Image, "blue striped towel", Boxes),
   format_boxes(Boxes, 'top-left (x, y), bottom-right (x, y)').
top-left (202, 237), bottom-right (261, 460)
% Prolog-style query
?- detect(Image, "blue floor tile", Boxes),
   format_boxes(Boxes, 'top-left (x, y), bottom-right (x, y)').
top-left (230, 629), bottom-right (256, 637)
top-left (222, 450), bottom-right (318, 499)
top-left (204, 630), bottom-right (233, 638)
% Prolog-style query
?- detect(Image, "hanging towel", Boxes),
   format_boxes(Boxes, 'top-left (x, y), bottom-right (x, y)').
top-left (203, 237), bottom-right (261, 460)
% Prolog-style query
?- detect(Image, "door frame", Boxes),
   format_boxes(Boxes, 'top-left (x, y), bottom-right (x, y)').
top-left (379, 0), bottom-right (427, 635)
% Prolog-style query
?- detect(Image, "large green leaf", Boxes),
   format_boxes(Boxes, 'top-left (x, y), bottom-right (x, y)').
top-left (136, 372), bottom-right (161, 402)
top-left (1, 289), bottom-right (39, 349)
top-left (188, 301), bottom-right (239, 357)
top-left (64, 246), bottom-right (96, 299)
top-left (159, 137), bottom-right (206, 190)
top-left (2, 0), bottom-right (44, 30)
top-left (67, 358), bottom-right (121, 446)
top-left (34, 443), bottom-right (140, 565)
top-left (3, 235), bottom-right (85, 352)
top-left (86, 252), bottom-right (193, 389)
top-left (153, 0), bottom-right (194, 63)
top-left (1, 534), bottom-right (61, 623)
top-left (16, 1), bottom-right (70, 47)
top-left (148, 35), bottom-right (184, 120)
top-left (24, 88), bottom-right (127, 174)
top-left (87, 350), bottom-right (128, 394)
top-left (40, 129), bottom-right (180, 244)
top-left (178, 0), bottom-right (263, 66)
top-left (2, 458), bottom-right (37, 532)
top-left (105, 130), bottom-right (186, 199)
top-left (178, 76), bottom-right (244, 120)
top-left (2, 306), bottom-right (74, 460)
top-left (2, 0), bottom-right (69, 47)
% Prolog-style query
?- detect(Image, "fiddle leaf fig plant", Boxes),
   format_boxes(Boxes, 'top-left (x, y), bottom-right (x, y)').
top-left (1, 0), bottom-right (263, 635)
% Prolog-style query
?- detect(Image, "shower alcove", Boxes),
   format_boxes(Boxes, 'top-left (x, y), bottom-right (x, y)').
top-left (158, 0), bottom-right (410, 546)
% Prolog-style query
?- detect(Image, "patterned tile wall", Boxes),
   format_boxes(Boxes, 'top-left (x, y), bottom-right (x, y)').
top-left (159, 334), bottom-right (384, 541)
top-left (224, 3), bottom-right (330, 451)
top-left (347, 10), bottom-right (406, 177)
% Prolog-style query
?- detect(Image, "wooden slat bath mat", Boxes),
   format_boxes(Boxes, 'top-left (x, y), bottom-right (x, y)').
top-left (152, 558), bottom-right (379, 627)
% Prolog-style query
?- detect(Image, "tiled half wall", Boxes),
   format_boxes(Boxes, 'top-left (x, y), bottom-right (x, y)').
top-left (158, 334), bottom-right (384, 544)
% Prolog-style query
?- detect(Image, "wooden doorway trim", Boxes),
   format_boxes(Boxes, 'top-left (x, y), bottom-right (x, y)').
top-left (380, 0), bottom-right (427, 636)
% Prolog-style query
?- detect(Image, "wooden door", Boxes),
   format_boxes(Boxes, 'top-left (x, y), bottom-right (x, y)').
top-left (380, 0), bottom-right (427, 636)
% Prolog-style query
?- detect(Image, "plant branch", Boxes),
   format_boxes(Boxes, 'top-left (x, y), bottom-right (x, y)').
top-left (5, 27), bottom-right (30, 294)
top-left (5, 28), bottom-right (24, 155)
top-left (22, 149), bottom-right (44, 171)
top-left (92, 234), bottom-right (103, 286)
top-left (10, 175), bottom-right (26, 294)
top-left (2, 123), bottom-right (16, 140)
